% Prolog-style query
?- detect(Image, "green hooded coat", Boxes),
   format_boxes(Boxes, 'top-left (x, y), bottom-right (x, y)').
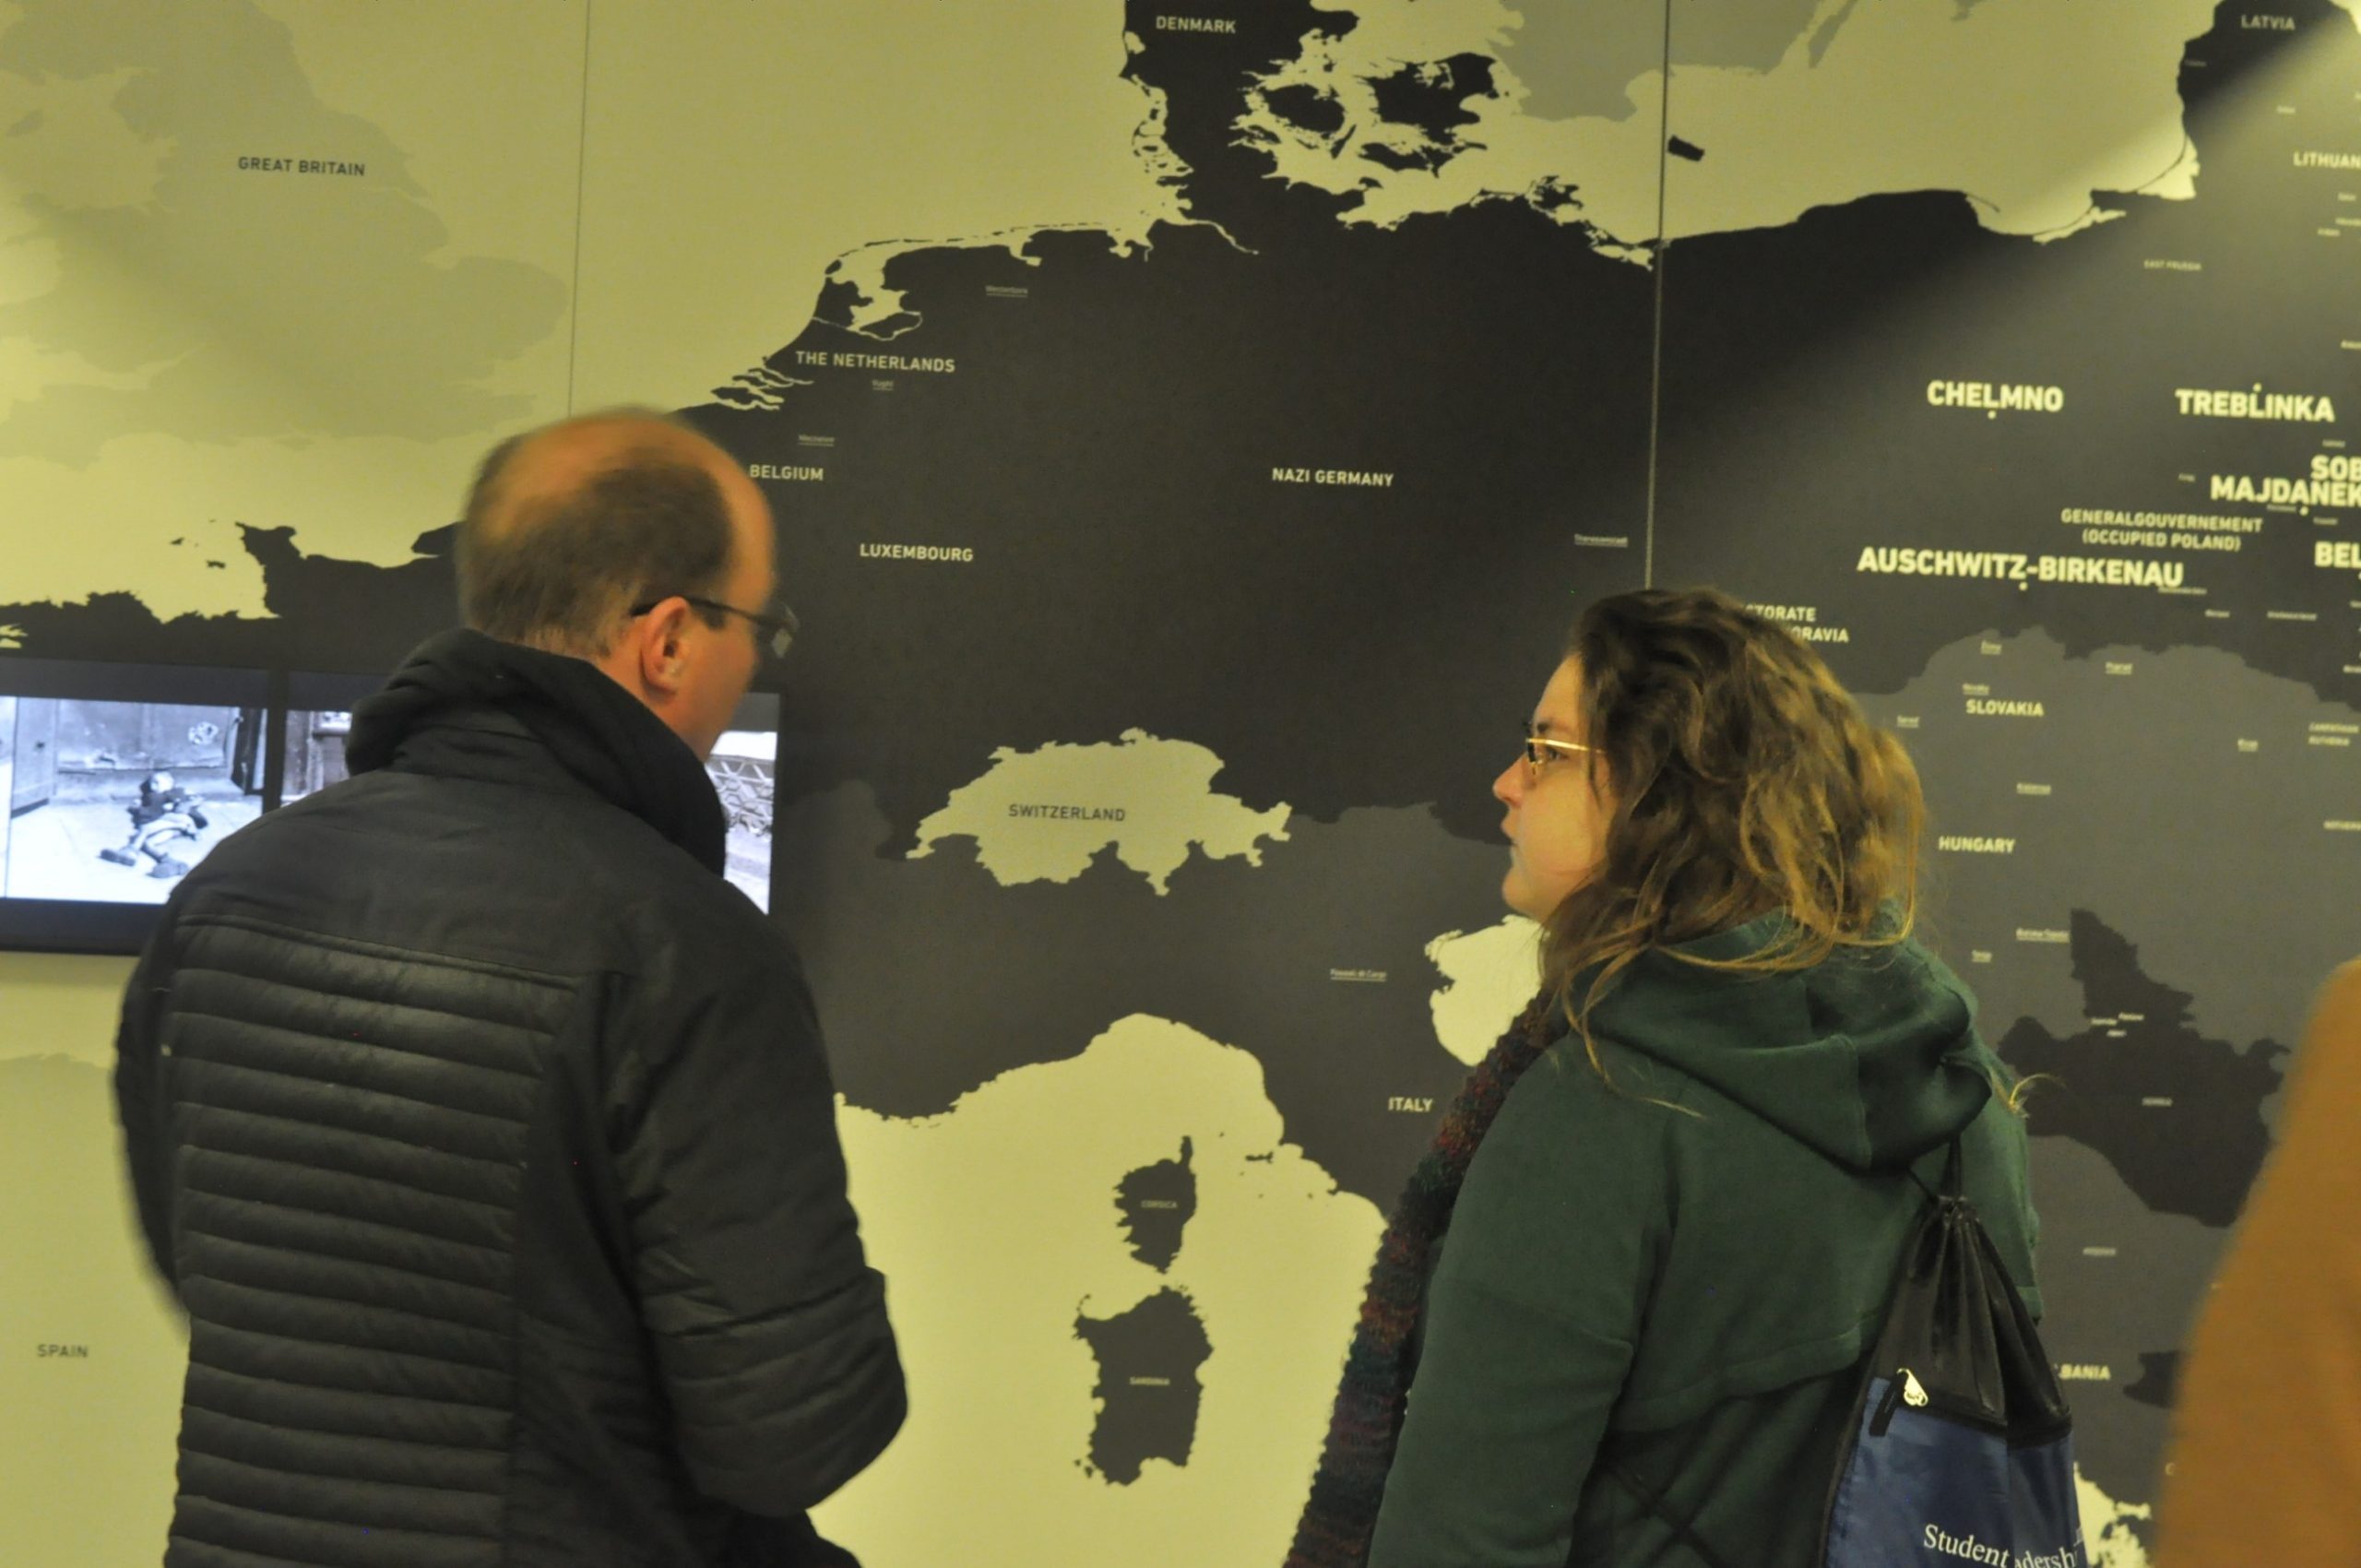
top-left (1368, 919), bottom-right (2041, 1568)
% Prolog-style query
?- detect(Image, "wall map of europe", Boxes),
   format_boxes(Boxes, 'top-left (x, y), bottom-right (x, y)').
top-left (2, 2), bottom-right (2357, 1564)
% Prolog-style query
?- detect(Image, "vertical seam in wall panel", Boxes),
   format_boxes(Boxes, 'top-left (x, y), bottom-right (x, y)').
top-left (565, 3), bottom-right (596, 415)
top-left (1643, 0), bottom-right (1675, 589)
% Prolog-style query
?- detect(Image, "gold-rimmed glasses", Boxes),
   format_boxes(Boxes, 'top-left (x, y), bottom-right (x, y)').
top-left (1520, 724), bottom-right (1595, 779)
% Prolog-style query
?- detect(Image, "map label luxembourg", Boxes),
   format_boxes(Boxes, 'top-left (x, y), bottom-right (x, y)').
top-left (909, 730), bottom-right (1289, 894)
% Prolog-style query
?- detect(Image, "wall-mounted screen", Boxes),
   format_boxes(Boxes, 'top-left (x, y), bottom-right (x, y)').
top-left (0, 659), bottom-right (270, 954)
top-left (277, 671), bottom-right (385, 810)
top-left (710, 693), bottom-right (779, 912)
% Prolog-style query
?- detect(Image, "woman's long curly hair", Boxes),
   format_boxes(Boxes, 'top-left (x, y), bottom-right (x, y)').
top-left (1542, 588), bottom-right (1925, 1067)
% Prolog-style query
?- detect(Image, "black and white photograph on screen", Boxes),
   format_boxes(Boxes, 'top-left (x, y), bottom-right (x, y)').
top-left (708, 694), bottom-right (778, 911)
top-left (280, 708), bottom-right (355, 806)
top-left (1, 697), bottom-right (265, 904)
top-left (276, 672), bottom-right (385, 809)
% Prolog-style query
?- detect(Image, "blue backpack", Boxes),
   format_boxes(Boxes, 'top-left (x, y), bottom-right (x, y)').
top-left (1608, 1140), bottom-right (2081, 1567)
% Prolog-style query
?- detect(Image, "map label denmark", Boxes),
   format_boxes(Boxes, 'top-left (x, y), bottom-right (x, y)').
top-left (1156, 15), bottom-right (1240, 31)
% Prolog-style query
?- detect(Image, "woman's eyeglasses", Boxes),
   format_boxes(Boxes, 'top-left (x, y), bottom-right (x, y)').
top-left (1520, 725), bottom-right (1595, 779)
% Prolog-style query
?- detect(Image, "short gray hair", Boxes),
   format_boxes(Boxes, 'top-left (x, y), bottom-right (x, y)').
top-left (455, 411), bottom-right (735, 656)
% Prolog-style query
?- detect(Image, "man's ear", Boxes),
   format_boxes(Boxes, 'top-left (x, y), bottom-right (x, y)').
top-left (633, 599), bottom-right (691, 696)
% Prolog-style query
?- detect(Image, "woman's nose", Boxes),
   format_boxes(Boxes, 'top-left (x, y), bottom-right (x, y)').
top-left (1492, 758), bottom-right (1524, 806)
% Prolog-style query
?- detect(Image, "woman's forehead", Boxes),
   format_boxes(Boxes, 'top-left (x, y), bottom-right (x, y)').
top-left (1532, 657), bottom-right (1586, 725)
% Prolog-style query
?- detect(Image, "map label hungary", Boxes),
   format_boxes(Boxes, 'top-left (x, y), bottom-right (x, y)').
top-left (909, 731), bottom-right (1289, 894)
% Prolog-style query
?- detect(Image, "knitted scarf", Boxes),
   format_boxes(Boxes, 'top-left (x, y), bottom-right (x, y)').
top-left (1285, 988), bottom-right (1564, 1568)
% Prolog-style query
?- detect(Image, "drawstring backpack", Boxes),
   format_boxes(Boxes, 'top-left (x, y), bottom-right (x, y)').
top-left (1606, 1139), bottom-right (2082, 1568)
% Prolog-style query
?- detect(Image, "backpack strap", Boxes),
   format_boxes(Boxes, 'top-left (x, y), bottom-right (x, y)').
top-left (1599, 1458), bottom-right (1738, 1568)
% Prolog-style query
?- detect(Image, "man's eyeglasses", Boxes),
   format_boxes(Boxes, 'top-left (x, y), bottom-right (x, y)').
top-left (629, 596), bottom-right (800, 659)
top-left (1520, 724), bottom-right (1595, 778)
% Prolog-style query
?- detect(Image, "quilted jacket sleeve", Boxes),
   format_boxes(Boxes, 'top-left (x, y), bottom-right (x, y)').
top-left (112, 926), bottom-right (182, 1297)
top-left (611, 945), bottom-right (906, 1518)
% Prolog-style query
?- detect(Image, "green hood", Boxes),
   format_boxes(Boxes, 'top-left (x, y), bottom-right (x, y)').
top-left (1583, 914), bottom-right (1995, 1172)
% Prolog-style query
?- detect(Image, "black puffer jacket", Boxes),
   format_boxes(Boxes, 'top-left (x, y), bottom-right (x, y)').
top-left (113, 630), bottom-right (905, 1567)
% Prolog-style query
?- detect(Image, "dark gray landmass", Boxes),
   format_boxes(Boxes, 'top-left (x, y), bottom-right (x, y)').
top-left (0, 523), bottom-right (455, 676)
top-left (1116, 1137), bottom-right (1197, 1272)
top-left (2124, 1350), bottom-right (2179, 1413)
top-left (1653, 3), bottom-right (2361, 713)
top-left (1875, 630), bottom-right (2353, 1082)
top-left (1074, 1288), bottom-right (1214, 1484)
top-left (1998, 911), bottom-right (2285, 1228)
top-left (1264, 83), bottom-right (1346, 137)
top-left (1366, 53), bottom-right (1496, 137)
top-left (2023, 1139), bottom-right (2223, 1550)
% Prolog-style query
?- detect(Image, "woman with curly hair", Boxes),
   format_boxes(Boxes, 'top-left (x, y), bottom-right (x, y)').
top-left (1288, 587), bottom-right (2041, 1568)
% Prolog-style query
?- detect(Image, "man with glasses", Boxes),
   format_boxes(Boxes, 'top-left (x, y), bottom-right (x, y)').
top-left (113, 409), bottom-right (903, 1567)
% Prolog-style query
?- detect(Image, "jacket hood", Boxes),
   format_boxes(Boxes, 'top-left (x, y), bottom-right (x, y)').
top-left (1584, 914), bottom-right (1993, 1172)
top-left (347, 627), bottom-right (728, 874)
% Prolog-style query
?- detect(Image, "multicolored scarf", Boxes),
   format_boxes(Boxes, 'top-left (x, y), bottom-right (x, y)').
top-left (1285, 989), bottom-right (1563, 1568)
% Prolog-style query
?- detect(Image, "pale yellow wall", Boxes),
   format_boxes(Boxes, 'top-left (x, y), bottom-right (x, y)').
top-left (0, 952), bottom-right (185, 1565)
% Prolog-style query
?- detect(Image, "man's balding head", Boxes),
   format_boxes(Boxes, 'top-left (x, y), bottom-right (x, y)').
top-left (455, 408), bottom-right (777, 757)
top-left (457, 408), bottom-right (757, 658)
